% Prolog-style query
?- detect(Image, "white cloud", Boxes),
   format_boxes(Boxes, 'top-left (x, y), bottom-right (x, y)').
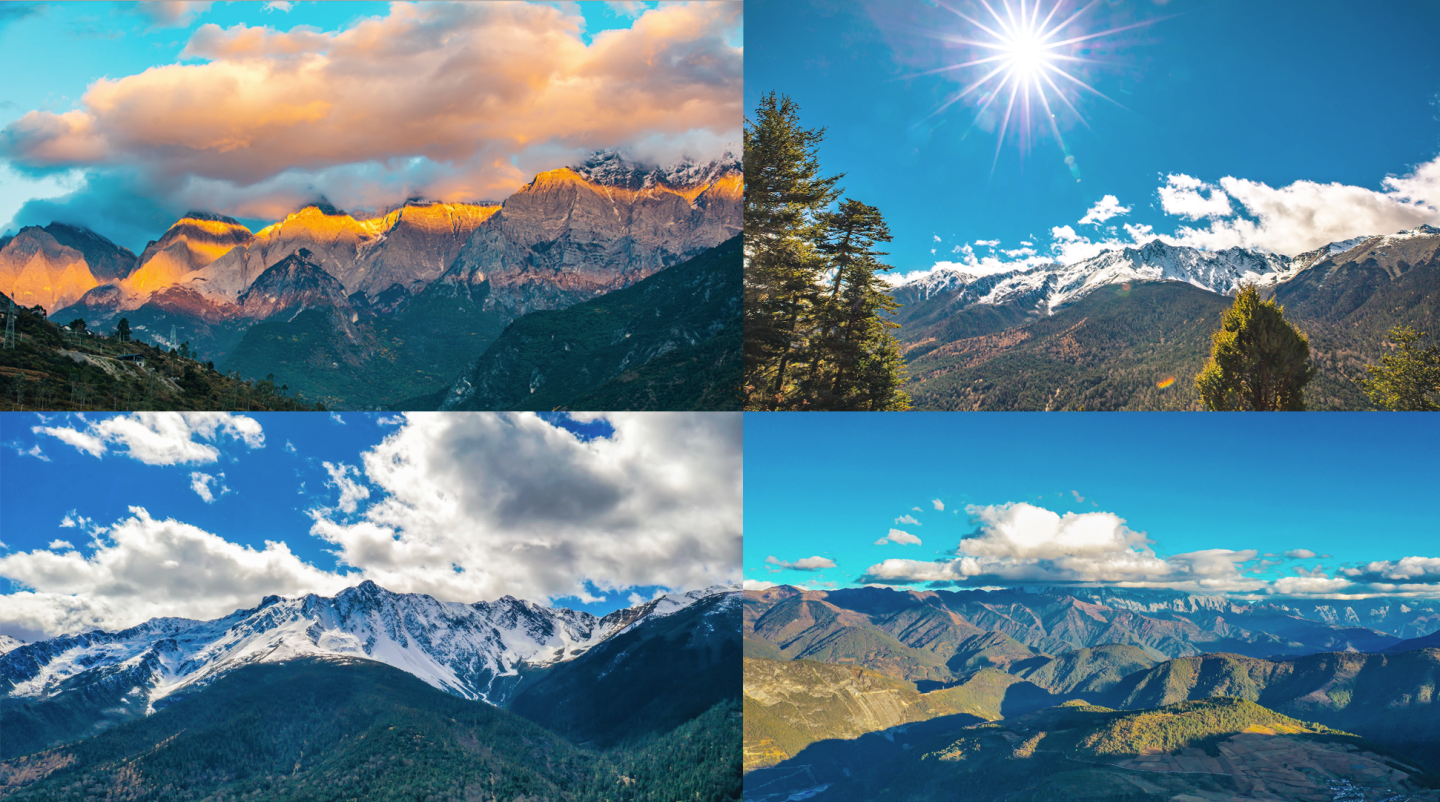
top-left (875, 529), bottom-right (922, 546)
top-left (284, 440), bottom-right (297, 453)
top-left (766, 555), bottom-right (837, 571)
top-left (320, 462), bottom-right (369, 514)
top-left (933, 234), bottom-right (942, 242)
top-left (189, 471), bottom-right (231, 504)
top-left (330, 413), bottom-right (347, 425)
top-left (894, 514), bottom-right (920, 526)
top-left (0, 507), bottom-right (353, 640)
top-left (912, 506), bottom-right (922, 512)
top-left (1283, 549), bottom-right (1317, 560)
top-left (1079, 194), bottom-right (1131, 225)
top-left (766, 555), bottom-right (835, 570)
top-left (307, 412), bottom-right (741, 605)
top-left (743, 579), bottom-right (778, 591)
top-left (1002, 247), bottom-right (1036, 258)
top-left (1157, 174), bottom-right (1233, 220)
top-left (376, 415), bottom-right (405, 425)
top-left (1071, 490), bottom-right (1084, 503)
top-left (860, 502), bottom-right (1262, 593)
top-left (26, 444), bottom-right (49, 461)
top-left (932, 498), bottom-right (945, 511)
top-left (47, 540), bottom-right (74, 551)
top-left (1342, 556), bottom-right (1440, 585)
top-left (895, 153), bottom-right (1440, 284)
top-left (33, 413), bottom-right (264, 465)
top-left (262, 1), bottom-right (292, 12)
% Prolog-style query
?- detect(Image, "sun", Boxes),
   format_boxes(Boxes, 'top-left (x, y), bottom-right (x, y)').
top-left (914, 0), bottom-right (1159, 171)
top-left (999, 26), bottom-right (1055, 78)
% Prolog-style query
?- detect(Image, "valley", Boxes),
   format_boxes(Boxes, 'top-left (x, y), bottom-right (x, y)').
top-left (742, 585), bottom-right (1440, 801)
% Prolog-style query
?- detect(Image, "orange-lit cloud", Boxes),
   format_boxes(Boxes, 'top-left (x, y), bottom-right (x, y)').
top-left (3, 1), bottom-right (740, 224)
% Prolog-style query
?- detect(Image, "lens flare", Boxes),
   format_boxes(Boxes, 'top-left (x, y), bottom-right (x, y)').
top-left (913, 0), bottom-right (1161, 171)
top-left (1157, 377), bottom-right (1176, 389)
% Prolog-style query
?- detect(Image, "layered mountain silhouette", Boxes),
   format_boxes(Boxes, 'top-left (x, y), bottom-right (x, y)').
top-left (743, 584), bottom-right (1440, 801)
top-left (1, 151), bottom-right (741, 409)
top-left (892, 225), bottom-right (1440, 410)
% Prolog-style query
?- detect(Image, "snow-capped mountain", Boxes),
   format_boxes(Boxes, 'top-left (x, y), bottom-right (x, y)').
top-left (0, 581), bottom-right (737, 716)
top-left (0, 634), bottom-right (24, 655)
top-left (571, 147), bottom-right (741, 191)
top-left (892, 224), bottom-right (1440, 315)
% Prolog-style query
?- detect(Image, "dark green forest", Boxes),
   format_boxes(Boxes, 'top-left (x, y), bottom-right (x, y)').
top-left (0, 659), bottom-right (740, 802)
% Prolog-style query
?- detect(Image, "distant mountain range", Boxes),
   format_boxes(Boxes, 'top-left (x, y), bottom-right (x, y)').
top-left (743, 584), bottom-right (1440, 801)
top-left (1, 582), bottom-right (737, 762)
top-left (892, 225), bottom-right (1440, 410)
top-left (0, 150), bottom-right (741, 409)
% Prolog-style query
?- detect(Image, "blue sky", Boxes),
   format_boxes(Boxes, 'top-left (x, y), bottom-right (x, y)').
top-left (0, 411), bottom-right (742, 640)
top-left (745, 0), bottom-right (1440, 278)
top-left (744, 413), bottom-right (1440, 598)
top-left (0, 1), bottom-right (741, 252)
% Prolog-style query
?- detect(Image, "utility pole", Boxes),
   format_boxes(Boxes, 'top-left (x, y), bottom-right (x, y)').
top-left (2, 298), bottom-right (16, 349)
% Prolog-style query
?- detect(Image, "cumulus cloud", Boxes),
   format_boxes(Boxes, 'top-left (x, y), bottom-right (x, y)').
top-left (974, 239), bottom-right (999, 247)
top-left (1284, 549), bottom-right (1317, 560)
top-left (320, 461), bottom-right (370, 514)
top-left (860, 502), bottom-right (1262, 593)
top-left (875, 529), bottom-right (922, 546)
top-left (894, 514), bottom-right (920, 526)
top-left (932, 498), bottom-right (945, 511)
top-left (896, 154), bottom-right (1440, 284)
top-left (1157, 174), bottom-right (1233, 220)
top-left (1342, 557), bottom-right (1440, 585)
top-left (766, 555), bottom-right (837, 571)
top-left (306, 412), bottom-right (741, 605)
top-left (0, 507), bottom-right (353, 640)
top-left (0, 412), bottom-right (741, 639)
top-left (189, 471), bottom-right (231, 503)
top-left (1079, 194), bottom-right (1131, 225)
top-left (2, 2), bottom-right (741, 245)
top-left (33, 412), bottom-right (264, 465)
top-left (743, 579), bottom-right (778, 591)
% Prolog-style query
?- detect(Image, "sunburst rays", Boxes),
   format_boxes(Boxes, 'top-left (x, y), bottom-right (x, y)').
top-left (912, 0), bottom-right (1159, 173)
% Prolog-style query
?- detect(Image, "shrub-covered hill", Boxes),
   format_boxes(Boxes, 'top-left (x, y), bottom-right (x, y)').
top-left (0, 292), bottom-right (322, 411)
top-left (743, 696), bottom-right (1440, 802)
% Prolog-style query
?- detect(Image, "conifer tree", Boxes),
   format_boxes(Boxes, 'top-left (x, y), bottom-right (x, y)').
top-left (1360, 324), bottom-right (1440, 411)
top-left (743, 92), bottom-right (842, 410)
top-left (743, 93), bottom-right (910, 411)
top-left (802, 199), bottom-right (910, 409)
top-left (1195, 285), bottom-right (1314, 411)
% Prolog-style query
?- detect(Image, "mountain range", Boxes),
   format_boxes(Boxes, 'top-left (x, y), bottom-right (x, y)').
top-left (743, 584), bottom-right (1440, 800)
top-left (0, 149), bottom-right (741, 409)
top-left (1, 582), bottom-right (738, 762)
top-left (892, 225), bottom-right (1440, 410)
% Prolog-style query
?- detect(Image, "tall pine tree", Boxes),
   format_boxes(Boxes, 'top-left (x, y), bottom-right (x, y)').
top-left (743, 93), bottom-right (910, 411)
top-left (802, 199), bottom-right (910, 410)
top-left (743, 92), bottom-right (842, 410)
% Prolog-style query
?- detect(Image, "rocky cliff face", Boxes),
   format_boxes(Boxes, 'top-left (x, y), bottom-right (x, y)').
top-left (41, 223), bottom-right (137, 282)
top-left (237, 248), bottom-right (354, 321)
top-left (435, 155), bottom-right (742, 316)
top-left (346, 201), bottom-right (500, 306)
top-left (0, 226), bottom-right (101, 312)
top-left (126, 213), bottom-right (254, 294)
